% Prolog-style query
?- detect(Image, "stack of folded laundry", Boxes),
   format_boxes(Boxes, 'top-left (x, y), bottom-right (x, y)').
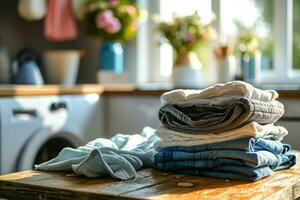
top-left (154, 81), bottom-right (296, 181)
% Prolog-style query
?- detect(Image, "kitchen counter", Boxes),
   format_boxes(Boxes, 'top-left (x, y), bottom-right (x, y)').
top-left (0, 151), bottom-right (300, 200)
top-left (0, 84), bottom-right (300, 99)
top-left (0, 84), bottom-right (104, 97)
top-left (0, 84), bottom-right (166, 97)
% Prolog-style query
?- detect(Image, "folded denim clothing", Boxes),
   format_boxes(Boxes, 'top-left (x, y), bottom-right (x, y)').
top-left (155, 136), bottom-right (291, 154)
top-left (159, 98), bottom-right (284, 134)
top-left (154, 149), bottom-right (296, 169)
top-left (161, 81), bottom-right (278, 106)
top-left (156, 158), bottom-right (245, 169)
top-left (154, 123), bottom-right (288, 148)
top-left (35, 127), bottom-right (160, 180)
top-left (168, 165), bottom-right (274, 181)
top-left (155, 152), bottom-right (295, 171)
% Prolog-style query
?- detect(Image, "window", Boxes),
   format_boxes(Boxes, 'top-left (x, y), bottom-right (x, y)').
top-left (220, 0), bottom-right (274, 70)
top-left (293, 0), bottom-right (300, 70)
top-left (216, 0), bottom-right (299, 84)
top-left (138, 0), bottom-right (214, 84)
top-left (136, 0), bottom-right (300, 85)
top-left (159, 0), bottom-right (213, 78)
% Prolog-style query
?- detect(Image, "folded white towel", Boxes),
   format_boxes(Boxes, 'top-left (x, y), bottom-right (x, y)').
top-left (154, 123), bottom-right (288, 149)
top-left (161, 81), bottom-right (278, 106)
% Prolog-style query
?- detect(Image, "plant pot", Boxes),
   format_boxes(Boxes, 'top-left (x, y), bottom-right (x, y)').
top-left (43, 50), bottom-right (81, 86)
top-left (172, 51), bottom-right (202, 88)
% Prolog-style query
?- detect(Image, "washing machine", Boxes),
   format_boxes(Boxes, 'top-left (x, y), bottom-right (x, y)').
top-left (0, 94), bottom-right (103, 174)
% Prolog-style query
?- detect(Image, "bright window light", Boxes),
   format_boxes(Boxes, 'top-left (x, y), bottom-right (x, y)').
top-left (159, 0), bottom-right (213, 78)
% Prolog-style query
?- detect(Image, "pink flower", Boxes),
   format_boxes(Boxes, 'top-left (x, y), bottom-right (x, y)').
top-left (107, 0), bottom-right (118, 6)
top-left (105, 18), bottom-right (121, 33)
top-left (185, 33), bottom-right (195, 44)
top-left (95, 10), bottom-right (121, 33)
top-left (131, 21), bottom-right (139, 30)
top-left (87, 3), bottom-right (98, 11)
top-left (126, 5), bottom-right (136, 16)
top-left (95, 10), bottom-right (114, 28)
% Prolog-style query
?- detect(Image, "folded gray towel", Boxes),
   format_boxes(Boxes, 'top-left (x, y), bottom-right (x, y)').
top-left (159, 98), bottom-right (284, 134)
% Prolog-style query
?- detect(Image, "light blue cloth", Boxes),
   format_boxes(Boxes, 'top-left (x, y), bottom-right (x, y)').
top-left (35, 127), bottom-right (160, 180)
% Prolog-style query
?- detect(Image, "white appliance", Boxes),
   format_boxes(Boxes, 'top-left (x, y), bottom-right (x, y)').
top-left (0, 94), bottom-right (103, 174)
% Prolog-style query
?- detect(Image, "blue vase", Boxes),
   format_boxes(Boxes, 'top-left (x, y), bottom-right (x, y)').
top-left (241, 53), bottom-right (261, 83)
top-left (99, 42), bottom-right (124, 74)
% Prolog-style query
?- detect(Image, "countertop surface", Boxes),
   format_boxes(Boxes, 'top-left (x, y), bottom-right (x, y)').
top-left (0, 84), bottom-right (166, 97)
top-left (0, 84), bottom-right (300, 99)
top-left (0, 151), bottom-right (300, 200)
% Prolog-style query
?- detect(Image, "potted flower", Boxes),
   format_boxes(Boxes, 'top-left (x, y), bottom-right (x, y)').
top-left (83, 0), bottom-right (143, 83)
top-left (158, 13), bottom-right (216, 88)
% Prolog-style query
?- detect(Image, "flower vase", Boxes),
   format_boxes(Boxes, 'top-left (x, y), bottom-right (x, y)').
top-left (242, 51), bottom-right (261, 84)
top-left (216, 55), bottom-right (236, 83)
top-left (172, 51), bottom-right (202, 88)
top-left (98, 41), bottom-right (127, 84)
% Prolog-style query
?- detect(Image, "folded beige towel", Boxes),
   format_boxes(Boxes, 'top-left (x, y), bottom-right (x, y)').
top-left (161, 81), bottom-right (278, 106)
top-left (154, 122), bottom-right (288, 149)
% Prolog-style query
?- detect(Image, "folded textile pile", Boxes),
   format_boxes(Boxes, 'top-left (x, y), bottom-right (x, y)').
top-left (155, 81), bottom-right (296, 181)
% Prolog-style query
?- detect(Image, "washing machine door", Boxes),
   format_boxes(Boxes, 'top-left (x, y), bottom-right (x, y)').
top-left (16, 126), bottom-right (82, 171)
top-left (14, 97), bottom-right (82, 171)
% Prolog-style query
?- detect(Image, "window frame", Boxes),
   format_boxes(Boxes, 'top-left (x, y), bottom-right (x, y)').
top-left (134, 0), bottom-right (300, 85)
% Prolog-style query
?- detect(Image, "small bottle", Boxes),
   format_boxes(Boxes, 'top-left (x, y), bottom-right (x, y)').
top-left (0, 38), bottom-right (10, 84)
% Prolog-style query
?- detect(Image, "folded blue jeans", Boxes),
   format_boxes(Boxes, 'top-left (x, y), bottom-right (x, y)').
top-left (156, 137), bottom-right (291, 154)
top-left (155, 149), bottom-right (296, 170)
top-left (155, 152), bottom-right (295, 170)
top-left (173, 165), bottom-right (274, 181)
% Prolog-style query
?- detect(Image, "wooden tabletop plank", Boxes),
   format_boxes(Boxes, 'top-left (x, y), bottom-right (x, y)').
top-left (1, 158), bottom-right (300, 200)
top-left (124, 169), bottom-right (300, 200)
top-left (0, 168), bottom-right (185, 200)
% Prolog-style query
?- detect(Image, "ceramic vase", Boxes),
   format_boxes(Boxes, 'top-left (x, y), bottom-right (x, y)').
top-left (172, 51), bottom-right (202, 88)
top-left (18, 0), bottom-right (46, 21)
top-left (99, 42), bottom-right (123, 74)
top-left (217, 55), bottom-right (236, 83)
top-left (43, 50), bottom-right (81, 86)
top-left (242, 51), bottom-right (261, 84)
top-left (98, 42), bottom-right (126, 84)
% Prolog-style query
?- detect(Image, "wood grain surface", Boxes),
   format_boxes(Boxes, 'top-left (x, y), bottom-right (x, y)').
top-left (0, 84), bottom-right (104, 97)
top-left (0, 84), bottom-right (299, 98)
top-left (0, 152), bottom-right (299, 200)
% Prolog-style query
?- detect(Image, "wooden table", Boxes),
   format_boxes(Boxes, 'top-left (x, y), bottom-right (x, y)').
top-left (0, 152), bottom-right (299, 200)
